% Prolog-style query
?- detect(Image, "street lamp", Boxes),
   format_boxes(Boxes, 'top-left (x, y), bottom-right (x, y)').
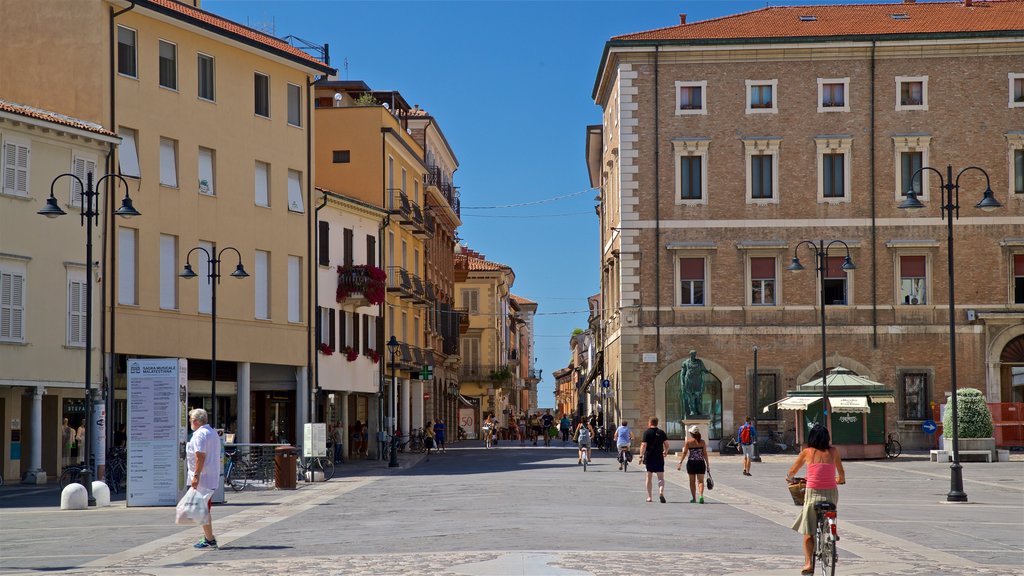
top-left (39, 171), bottom-right (140, 506)
top-left (898, 164), bottom-right (1002, 503)
top-left (786, 240), bottom-right (856, 422)
top-left (386, 335), bottom-right (400, 468)
top-left (180, 246), bottom-right (248, 430)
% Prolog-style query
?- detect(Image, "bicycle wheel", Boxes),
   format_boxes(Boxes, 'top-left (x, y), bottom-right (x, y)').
top-left (316, 457), bottom-right (335, 481)
top-left (59, 468), bottom-right (78, 489)
top-left (819, 533), bottom-right (837, 576)
top-left (583, 457), bottom-right (587, 472)
top-left (227, 461), bottom-right (248, 491)
top-left (886, 439), bottom-right (902, 458)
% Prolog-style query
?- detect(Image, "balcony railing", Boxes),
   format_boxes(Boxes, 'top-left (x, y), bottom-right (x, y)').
top-left (388, 188), bottom-right (433, 238)
top-left (424, 165), bottom-right (460, 219)
top-left (386, 266), bottom-right (431, 309)
top-left (337, 265), bottom-right (387, 306)
top-left (458, 364), bottom-right (514, 385)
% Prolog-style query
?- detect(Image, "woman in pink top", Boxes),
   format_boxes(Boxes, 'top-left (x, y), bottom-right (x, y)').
top-left (786, 424), bottom-right (846, 575)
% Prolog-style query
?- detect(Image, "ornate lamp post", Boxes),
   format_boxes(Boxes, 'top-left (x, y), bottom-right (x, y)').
top-left (786, 240), bottom-right (856, 421)
top-left (180, 246), bottom-right (248, 430)
top-left (387, 335), bottom-right (400, 467)
top-left (39, 171), bottom-right (140, 506)
top-left (898, 164), bottom-right (1002, 503)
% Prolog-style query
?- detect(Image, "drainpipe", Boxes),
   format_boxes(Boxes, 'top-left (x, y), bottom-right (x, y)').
top-left (314, 191), bottom-right (328, 424)
top-left (653, 46), bottom-right (661, 355)
top-left (306, 76), bottom-right (315, 425)
top-left (870, 40), bottom-right (878, 349)
top-left (106, 0), bottom-right (135, 450)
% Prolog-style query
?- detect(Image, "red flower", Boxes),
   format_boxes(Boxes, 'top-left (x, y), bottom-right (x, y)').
top-left (319, 343), bottom-right (334, 356)
top-left (344, 346), bottom-right (359, 362)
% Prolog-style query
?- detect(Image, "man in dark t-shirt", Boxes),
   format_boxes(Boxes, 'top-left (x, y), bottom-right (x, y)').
top-left (541, 411), bottom-right (555, 446)
top-left (640, 416), bottom-right (669, 503)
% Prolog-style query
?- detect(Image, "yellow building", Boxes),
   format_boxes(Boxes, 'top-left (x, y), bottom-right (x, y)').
top-left (313, 81), bottom-right (433, 440)
top-left (1, 0), bottom-right (334, 446)
top-left (0, 100), bottom-right (119, 483)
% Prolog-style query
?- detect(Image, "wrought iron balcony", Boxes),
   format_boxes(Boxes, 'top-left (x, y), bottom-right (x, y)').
top-left (336, 265), bottom-right (387, 306)
top-left (389, 188), bottom-right (433, 238)
top-left (424, 166), bottom-right (460, 219)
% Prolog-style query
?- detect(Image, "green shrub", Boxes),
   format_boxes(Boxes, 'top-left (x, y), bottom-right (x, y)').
top-left (942, 387), bottom-right (993, 438)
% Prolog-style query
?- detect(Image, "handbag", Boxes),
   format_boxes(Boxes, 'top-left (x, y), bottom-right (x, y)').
top-left (705, 471), bottom-right (714, 490)
top-left (175, 487), bottom-right (212, 525)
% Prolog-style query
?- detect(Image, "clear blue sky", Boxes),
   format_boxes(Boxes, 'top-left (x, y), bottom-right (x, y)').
top-left (208, 0), bottom-right (860, 407)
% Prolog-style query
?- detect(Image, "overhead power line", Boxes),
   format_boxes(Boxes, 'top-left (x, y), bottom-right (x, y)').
top-left (461, 188), bottom-right (596, 210)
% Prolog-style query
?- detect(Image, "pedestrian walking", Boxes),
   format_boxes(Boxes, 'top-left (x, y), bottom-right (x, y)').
top-left (737, 417), bottom-right (757, 476)
top-left (433, 419), bottom-right (446, 453)
top-left (787, 424), bottom-right (846, 575)
top-left (528, 413), bottom-right (541, 445)
top-left (332, 421), bottom-right (344, 464)
top-left (559, 414), bottom-right (571, 444)
top-left (678, 424), bottom-right (709, 503)
top-left (541, 410), bottom-right (554, 446)
top-left (639, 416), bottom-right (668, 503)
top-left (482, 414), bottom-right (495, 448)
top-left (350, 420), bottom-right (363, 460)
top-left (186, 408), bottom-right (220, 549)
top-left (517, 414), bottom-right (527, 446)
top-left (424, 421), bottom-right (436, 456)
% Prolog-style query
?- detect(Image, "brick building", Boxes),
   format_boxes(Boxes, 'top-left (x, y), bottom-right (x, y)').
top-left (589, 0), bottom-right (1024, 450)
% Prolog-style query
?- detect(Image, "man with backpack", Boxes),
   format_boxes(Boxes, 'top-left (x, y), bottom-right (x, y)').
top-left (737, 417), bottom-right (757, 476)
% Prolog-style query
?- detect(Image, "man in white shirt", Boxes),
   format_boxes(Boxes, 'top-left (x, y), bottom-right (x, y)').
top-left (187, 408), bottom-right (221, 549)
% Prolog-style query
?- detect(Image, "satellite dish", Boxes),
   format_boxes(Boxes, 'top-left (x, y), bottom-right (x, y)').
top-left (333, 93), bottom-right (342, 107)
top-left (382, 102), bottom-right (390, 110)
top-left (407, 128), bottom-right (412, 135)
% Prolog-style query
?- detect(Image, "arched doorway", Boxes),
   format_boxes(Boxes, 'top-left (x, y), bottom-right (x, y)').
top-left (664, 371), bottom-right (723, 440)
top-left (1000, 334), bottom-right (1024, 403)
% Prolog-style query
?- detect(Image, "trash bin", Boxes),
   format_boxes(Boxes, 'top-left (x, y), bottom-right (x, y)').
top-left (274, 445), bottom-right (297, 490)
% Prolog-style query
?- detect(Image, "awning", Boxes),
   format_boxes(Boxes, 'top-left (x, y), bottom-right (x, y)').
top-left (870, 395), bottom-right (895, 404)
top-left (458, 394), bottom-right (475, 407)
top-left (778, 396), bottom-right (822, 410)
top-left (831, 396), bottom-right (870, 413)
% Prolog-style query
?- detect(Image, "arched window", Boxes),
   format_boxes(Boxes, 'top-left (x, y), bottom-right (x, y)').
top-left (665, 372), bottom-right (723, 440)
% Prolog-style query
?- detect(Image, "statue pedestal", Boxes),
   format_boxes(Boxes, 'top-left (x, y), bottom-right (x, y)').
top-left (682, 417), bottom-right (712, 443)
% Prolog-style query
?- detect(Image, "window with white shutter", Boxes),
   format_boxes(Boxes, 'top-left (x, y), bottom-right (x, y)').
top-left (118, 228), bottom-right (137, 305)
top-left (255, 250), bottom-right (269, 319)
top-left (198, 147), bottom-right (214, 195)
top-left (68, 272), bottom-right (87, 347)
top-left (118, 127), bottom-right (140, 178)
top-left (287, 255), bottom-right (300, 323)
top-left (287, 169), bottom-right (303, 212)
top-left (198, 240), bottom-right (213, 314)
top-left (70, 153), bottom-right (97, 208)
top-left (2, 138), bottom-right (30, 197)
top-left (1, 270), bottom-right (25, 342)
top-left (255, 161), bottom-right (270, 207)
top-left (159, 234), bottom-right (177, 310)
top-left (160, 138), bottom-right (178, 187)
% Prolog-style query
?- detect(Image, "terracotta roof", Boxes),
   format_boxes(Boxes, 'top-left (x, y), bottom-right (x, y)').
top-left (613, 1), bottom-right (1024, 42)
top-left (455, 252), bottom-right (513, 273)
top-left (0, 99), bottom-right (117, 137)
top-left (511, 294), bottom-right (537, 305)
top-left (141, 0), bottom-right (334, 73)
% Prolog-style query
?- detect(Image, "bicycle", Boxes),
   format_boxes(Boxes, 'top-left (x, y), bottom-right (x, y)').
top-left (59, 462), bottom-right (90, 489)
top-left (225, 449), bottom-right (248, 492)
top-left (811, 501), bottom-right (839, 576)
top-left (617, 446), bottom-right (632, 472)
top-left (408, 428), bottom-right (426, 453)
top-left (884, 432), bottom-right (902, 459)
top-left (382, 433), bottom-right (409, 462)
top-left (719, 437), bottom-right (740, 455)
top-left (296, 454), bottom-right (335, 482)
top-left (104, 450), bottom-right (127, 494)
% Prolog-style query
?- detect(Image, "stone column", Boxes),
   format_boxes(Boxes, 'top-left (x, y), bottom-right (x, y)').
top-left (24, 386), bottom-right (46, 484)
top-left (236, 362), bottom-right (250, 444)
top-left (295, 366), bottom-right (308, 446)
top-left (411, 380), bottom-right (424, 431)
top-left (340, 391), bottom-right (351, 458)
top-left (400, 378), bottom-right (411, 436)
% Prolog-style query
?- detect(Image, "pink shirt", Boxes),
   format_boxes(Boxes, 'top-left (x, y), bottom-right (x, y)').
top-left (807, 461), bottom-right (838, 490)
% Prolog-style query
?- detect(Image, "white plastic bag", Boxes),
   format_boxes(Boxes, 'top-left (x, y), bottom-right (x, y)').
top-left (175, 487), bottom-right (211, 525)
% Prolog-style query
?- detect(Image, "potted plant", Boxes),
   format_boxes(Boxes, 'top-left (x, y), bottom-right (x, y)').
top-left (942, 387), bottom-right (995, 457)
top-left (364, 349), bottom-right (380, 364)
top-left (318, 343), bottom-right (334, 356)
top-left (343, 346), bottom-right (359, 362)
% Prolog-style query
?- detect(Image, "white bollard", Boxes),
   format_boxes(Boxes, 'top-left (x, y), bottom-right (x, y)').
top-left (60, 483), bottom-right (88, 510)
top-left (91, 481), bottom-right (111, 507)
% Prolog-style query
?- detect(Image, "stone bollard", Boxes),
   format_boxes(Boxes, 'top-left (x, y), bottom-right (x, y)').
top-left (91, 481), bottom-right (111, 507)
top-left (60, 483), bottom-right (88, 510)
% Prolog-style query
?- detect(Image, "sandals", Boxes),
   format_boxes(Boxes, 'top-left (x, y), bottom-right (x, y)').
top-left (646, 497), bottom-right (653, 502)
top-left (659, 494), bottom-right (666, 503)
top-left (801, 569), bottom-right (814, 575)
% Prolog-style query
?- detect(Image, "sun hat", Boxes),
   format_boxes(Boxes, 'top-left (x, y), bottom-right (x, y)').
top-left (687, 425), bottom-right (699, 434)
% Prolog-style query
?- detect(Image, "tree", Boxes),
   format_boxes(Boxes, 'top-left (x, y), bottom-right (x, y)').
top-left (942, 388), bottom-right (993, 439)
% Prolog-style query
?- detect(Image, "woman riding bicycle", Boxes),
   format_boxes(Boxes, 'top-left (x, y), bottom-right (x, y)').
top-left (614, 420), bottom-right (633, 470)
top-left (575, 420), bottom-right (594, 465)
top-left (786, 423), bottom-right (846, 575)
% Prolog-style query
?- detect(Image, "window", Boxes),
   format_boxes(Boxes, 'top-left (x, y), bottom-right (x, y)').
top-left (158, 40), bottom-right (177, 89)
top-left (462, 337), bottom-right (481, 374)
top-left (318, 221), bottom-right (330, 266)
top-left (67, 268), bottom-right (87, 347)
top-left (159, 138), bottom-right (177, 187)
top-left (899, 255), bottom-right (927, 305)
top-left (318, 306), bottom-right (332, 347)
top-left (1009, 134), bottom-right (1024, 197)
top-left (1010, 73), bottom-right (1024, 108)
top-left (755, 373), bottom-right (778, 421)
top-left (118, 127), bottom-right (140, 178)
top-left (823, 256), bottom-right (849, 306)
top-left (2, 137), bottom-right (30, 197)
top-left (893, 135), bottom-right (930, 201)
top-left (198, 147), bottom-right (214, 195)
top-left (1014, 254), bottom-right (1024, 305)
top-left (255, 250), bottom-right (269, 319)
top-left (414, 316), bottom-right (420, 347)
top-left (675, 81), bottom-right (706, 115)
top-left (901, 372), bottom-right (929, 420)
top-left (744, 138), bottom-right (780, 203)
top-left (254, 72), bottom-right (270, 117)
top-left (197, 53), bottom-right (215, 101)
top-left (118, 228), bottom-right (137, 305)
top-left (1016, 149), bottom-right (1023, 195)
top-left (117, 26), bottom-right (137, 78)
top-left (461, 289), bottom-right (479, 314)
top-left (287, 169), bottom-right (304, 212)
top-left (387, 156), bottom-right (395, 210)
top-left (816, 136), bottom-right (852, 202)
top-left (746, 79), bottom-right (777, 113)
top-left (343, 228), bottom-right (354, 268)
top-left (159, 234), bottom-right (177, 310)
top-left (896, 76), bottom-right (928, 110)
top-left (287, 83), bottom-right (302, 126)
top-left (0, 265), bottom-right (25, 342)
top-left (254, 161), bottom-right (270, 207)
top-left (70, 153), bottom-right (97, 208)
top-left (401, 168), bottom-right (407, 195)
top-left (817, 78), bottom-right (849, 113)
top-left (750, 257), bottom-right (776, 306)
top-left (198, 240), bottom-right (213, 314)
top-left (678, 257), bottom-right (705, 306)
top-left (673, 138), bottom-right (709, 204)
top-left (288, 255), bottom-right (301, 323)
top-left (366, 235), bottom-right (376, 268)
top-left (332, 150), bottom-right (350, 163)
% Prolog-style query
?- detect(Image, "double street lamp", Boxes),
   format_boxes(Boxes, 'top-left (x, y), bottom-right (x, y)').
top-left (386, 335), bottom-right (400, 467)
top-left (180, 247), bottom-right (248, 431)
top-left (39, 171), bottom-right (141, 506)
top-left (899, 164), bottom-right (1002, 503)
top-left (786, 240), bottom-right (856, 419)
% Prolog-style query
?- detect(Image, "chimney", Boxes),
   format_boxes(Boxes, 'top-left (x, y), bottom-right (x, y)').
top-left (679, 13), bottom-right (687, 25)
top-left (964, 0), bottom-right (973, 6)
top-left (903, 0), bottom-right (915, 3)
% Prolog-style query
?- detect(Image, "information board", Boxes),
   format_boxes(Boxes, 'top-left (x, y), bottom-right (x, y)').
top-left (127, 358), bottom-right (187, 507)
top-left (304, 423), bottom-right (327, 458)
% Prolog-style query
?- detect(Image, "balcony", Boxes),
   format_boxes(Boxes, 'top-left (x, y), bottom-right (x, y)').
top-left (336, 265), bottom-right (387, 307)
top-left (424, 166), bottom-right (461, 219)
top-left (389, 188), bottom-right (433, 238)
top-left (386, 266), bottom-right (432, 309)
top-left (458, 364), bottom-right (513, 385)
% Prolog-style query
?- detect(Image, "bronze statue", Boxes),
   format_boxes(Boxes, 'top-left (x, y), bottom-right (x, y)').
top-left (678, 350), bottom-right (710, 417)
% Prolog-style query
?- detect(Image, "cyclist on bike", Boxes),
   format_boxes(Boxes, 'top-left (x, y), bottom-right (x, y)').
top-left (786, 423), bottom-right (846, 575)
top-left (614, 420), bottom-right (633, 470)
top-left (575, 420), bottom-right (594, 465)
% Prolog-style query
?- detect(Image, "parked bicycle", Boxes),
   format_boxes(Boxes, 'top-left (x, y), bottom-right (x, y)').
top-left (59, 462), bottom-right (90, 489)
top-left (719, 437), bottom-right (740, 455)
top-left (105, 448), bottom-right (127, 494)
top-left (885, 432), bottom-right (902, 459)
top-left (296, 453), bottom-right (335, 482)
top-left (225, 448), bottom-right (248, 492)
top-left (408, 428), bottom-right (426, 453)
top-left (382, 433), bottom-right (409, 462)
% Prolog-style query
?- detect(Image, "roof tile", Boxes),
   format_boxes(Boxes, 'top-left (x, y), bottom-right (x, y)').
top-left (0, 99), bottom-right (117, 137)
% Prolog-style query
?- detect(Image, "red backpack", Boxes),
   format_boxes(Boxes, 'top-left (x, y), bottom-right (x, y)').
top-left (740, 424), bottom-right (752, 444)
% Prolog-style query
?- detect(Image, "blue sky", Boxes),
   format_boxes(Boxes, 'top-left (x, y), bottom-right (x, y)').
top-left (208, 0), bottom-right (860, 407)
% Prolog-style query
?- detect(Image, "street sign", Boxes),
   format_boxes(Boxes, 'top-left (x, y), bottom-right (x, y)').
top-left (601, 379), bottom-right (610, 388)
top-left (922, 419), bottom-right (937, 434)
top-left (423, 392), bottom-right (431, 401)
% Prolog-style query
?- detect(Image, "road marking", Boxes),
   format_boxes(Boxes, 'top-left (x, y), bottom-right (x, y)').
top-left (857, 461), bottom-right (1024, 492)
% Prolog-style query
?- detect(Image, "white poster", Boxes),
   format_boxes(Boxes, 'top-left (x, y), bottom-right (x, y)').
top-left (127, 358), bottom-right (187, 507)
top-left (459, 408), bottom-right (477, 440)
top-left (304, 423), bottom-right (326, 458)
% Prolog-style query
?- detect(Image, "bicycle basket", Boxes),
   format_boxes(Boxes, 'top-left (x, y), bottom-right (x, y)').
top-left (788, 477), bottom-right (807, 506)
